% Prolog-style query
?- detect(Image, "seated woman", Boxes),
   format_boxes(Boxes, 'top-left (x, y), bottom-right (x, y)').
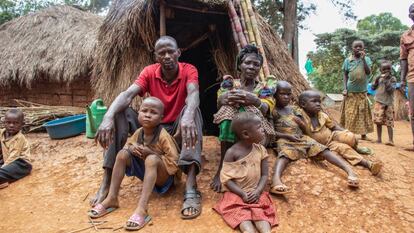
top-left (210, 45), bottom-right (277, 192)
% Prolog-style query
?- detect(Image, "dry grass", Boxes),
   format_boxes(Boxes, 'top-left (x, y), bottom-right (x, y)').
top-left (93, 0), bottom-right (310, 107)
top-left (0, 5), bottom-right (103, 88)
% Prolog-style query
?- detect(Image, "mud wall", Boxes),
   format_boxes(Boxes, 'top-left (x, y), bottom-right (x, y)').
top-left (0, 78), bottom-right (94, 107)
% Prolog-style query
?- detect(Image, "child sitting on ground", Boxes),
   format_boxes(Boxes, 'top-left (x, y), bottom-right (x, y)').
top-left (298, 90), bottom-right (383, 176)
top-left (88, 97), bottom-right (180, 231)
top-left (214, 112), bottom-right (277, 233)
top-left (0, 109), bottom-right (32, 189)
top-left (371, 60), bottom-right (397, 146)
top-left (271, 81), bottom-right (359, 195)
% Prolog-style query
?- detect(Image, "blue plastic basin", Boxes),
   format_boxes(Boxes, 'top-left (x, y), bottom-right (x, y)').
top-left (43, 114), bottom-right (86, 139)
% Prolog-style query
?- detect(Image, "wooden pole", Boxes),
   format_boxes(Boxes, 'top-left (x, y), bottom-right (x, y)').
top-left (228, 0), bottom-right (247, 48)
top-left (160, 0), bottom-right (166, 36)
top-left (234, 0), bottom-right (249, 43)
top-left (241, 0), bottom-right (255, 44)
top-left (245, 0), bottom-right (270, 79)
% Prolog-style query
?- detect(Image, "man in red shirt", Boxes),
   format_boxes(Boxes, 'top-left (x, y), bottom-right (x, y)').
top-left (93, 36), bottom-right (203, 220)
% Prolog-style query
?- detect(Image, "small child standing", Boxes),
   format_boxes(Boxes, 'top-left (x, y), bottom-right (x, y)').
top-left (298, 90), bottom-right (383, 175)
top-left (371, 60), bottom-right (397, 146)
top-left (88, 97), bottom-right (180, 231)
top-left (0, 109), bottom-right (32, 189)
top-left (271, 81), bottom-right (359, 195)
top-left (214, 112), bottom-right (277, 233)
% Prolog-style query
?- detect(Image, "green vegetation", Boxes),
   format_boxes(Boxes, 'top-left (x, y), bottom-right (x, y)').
top-left (309, 13), bottom-right (408, 93)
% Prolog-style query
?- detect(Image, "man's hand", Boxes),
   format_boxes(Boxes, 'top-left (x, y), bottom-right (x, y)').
top-left (181, 117), bottom-right (197, 149)
top-left (95, 117), bottom-right (115, 149)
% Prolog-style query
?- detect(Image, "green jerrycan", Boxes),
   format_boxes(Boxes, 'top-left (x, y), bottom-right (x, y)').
top-left (86, 99), bottom-right (107, 138)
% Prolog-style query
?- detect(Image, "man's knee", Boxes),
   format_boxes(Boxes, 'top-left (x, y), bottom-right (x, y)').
top-left (145, 154), bottom-right (161, 167)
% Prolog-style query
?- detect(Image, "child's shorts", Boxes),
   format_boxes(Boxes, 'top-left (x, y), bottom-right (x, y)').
top-left (276, 135), bottom-right (327, 161)
top-left (125, 152), bottom-right (174, 194)
top-left (373, 102), bottom-right (394, 127)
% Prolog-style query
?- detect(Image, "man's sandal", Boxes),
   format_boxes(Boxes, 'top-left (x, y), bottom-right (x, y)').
top-left (180, 189), bottom-right (202, 220)
top-left (124, 214), bottom-right (151, 231)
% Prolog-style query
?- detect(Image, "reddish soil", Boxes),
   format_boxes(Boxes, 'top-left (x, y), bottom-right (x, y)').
top-left (1, 112), bottom-right (414, 232)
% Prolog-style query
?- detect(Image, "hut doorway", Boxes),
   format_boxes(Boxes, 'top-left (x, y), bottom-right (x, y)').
top-left (180, 39), bottom-right (220, 136)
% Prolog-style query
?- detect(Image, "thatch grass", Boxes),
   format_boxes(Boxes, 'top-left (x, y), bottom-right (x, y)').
top-left (93, 0), bottom-right (310, 107)
top-left (0, 5), bottom-right (103, 88)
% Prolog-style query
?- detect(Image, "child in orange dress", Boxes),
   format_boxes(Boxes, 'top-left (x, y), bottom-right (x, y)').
top-left (298, 90), bottom-right (383, 175)
top-left (271, 81), bottom-right (360, 194)
top-left (214, 112), bottom-right (277, 233)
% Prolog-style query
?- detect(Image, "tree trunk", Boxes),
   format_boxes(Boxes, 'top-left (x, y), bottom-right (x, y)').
top-left (282, 0), bottom-right (298, 64)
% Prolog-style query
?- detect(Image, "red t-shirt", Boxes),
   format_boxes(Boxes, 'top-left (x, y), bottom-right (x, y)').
top-left (134, 62), bottom-right (199, 123)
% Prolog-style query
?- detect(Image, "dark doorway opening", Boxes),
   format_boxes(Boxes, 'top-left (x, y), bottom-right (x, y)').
top-left (180, 39), bottom-right (220, 136)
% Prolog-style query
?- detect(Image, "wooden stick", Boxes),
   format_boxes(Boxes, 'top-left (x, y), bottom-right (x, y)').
top-left (166, 3), bottom-right (227, 15)
top-left (234, 0), bottom-right (248, 43)
top-left (245, 0), bottom-right (270, 79)
top-left (82, 193), bottom-right (89, 202)
top-left (181, 32), bottom-right (210, 52)
top-left (88, 216), bottom-right (99, 231)
top-left (160, 0), bottom-right (166, 36)
top-left (67, 222), bottom-right (107, 233)
top-left (113, 226), bottom-right (124, 231)
top-left (228, 0), bottom-right (247, 48)
top-left (241, 0), bottom-right (255, 44)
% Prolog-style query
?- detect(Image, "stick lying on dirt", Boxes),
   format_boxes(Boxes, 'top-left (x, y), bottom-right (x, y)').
top-left (68, 222), bottom-right (106, 233)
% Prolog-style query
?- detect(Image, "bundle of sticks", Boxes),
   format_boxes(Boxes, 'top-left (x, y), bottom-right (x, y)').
top-left (0, 99), bottom-right (85, 132)
top-left (228, 0), bottom-right (270, 80)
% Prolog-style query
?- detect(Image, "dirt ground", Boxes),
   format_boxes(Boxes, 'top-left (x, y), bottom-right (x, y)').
top-left (1, 111), bottom-right (414, 233)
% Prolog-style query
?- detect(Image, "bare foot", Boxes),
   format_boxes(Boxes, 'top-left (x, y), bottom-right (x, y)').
top-left (360, 135), bottom-right (372, 141)
top-left (100, 196), bottom-right (120, 209)
top-left (385, 141), bottom-right (394, 146)
top-left (368, 161), bottom-right (383, 176)
top-left (210, 173), bottom-right (221, 192)
top-left (376, 139), bottom-right (382, 144)
top-left (90, 184), bottom-right (110, 207)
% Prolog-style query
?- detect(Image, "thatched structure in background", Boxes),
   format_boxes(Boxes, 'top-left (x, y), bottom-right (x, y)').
top-left (0, 5), bottom-right (102, 107)
top-left (93, 0), bottom-right (309, 134)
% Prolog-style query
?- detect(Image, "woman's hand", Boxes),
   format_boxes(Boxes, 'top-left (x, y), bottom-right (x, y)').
top-left (228, 90), bottom-right (260, 107)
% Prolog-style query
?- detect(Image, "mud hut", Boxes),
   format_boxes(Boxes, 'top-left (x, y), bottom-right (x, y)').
top-left (93, 0), bottom-right (310, 135)
top-left (0, 5), bottom-right (103, 107)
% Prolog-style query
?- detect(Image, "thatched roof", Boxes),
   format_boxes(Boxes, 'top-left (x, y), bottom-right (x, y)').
top-left (0, 5), bottom-right (103, 88)
top-left (93, 0), bottom-right (309, 106)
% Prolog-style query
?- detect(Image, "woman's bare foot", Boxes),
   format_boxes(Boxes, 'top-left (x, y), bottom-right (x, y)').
top-left (385, 141), bottom-right (394, 146)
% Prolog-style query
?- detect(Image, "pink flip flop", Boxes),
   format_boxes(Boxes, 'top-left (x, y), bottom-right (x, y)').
top-left (87, 203), bottom-right (117, 219)
top-left (124, 213), bottom-right (152, 231)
